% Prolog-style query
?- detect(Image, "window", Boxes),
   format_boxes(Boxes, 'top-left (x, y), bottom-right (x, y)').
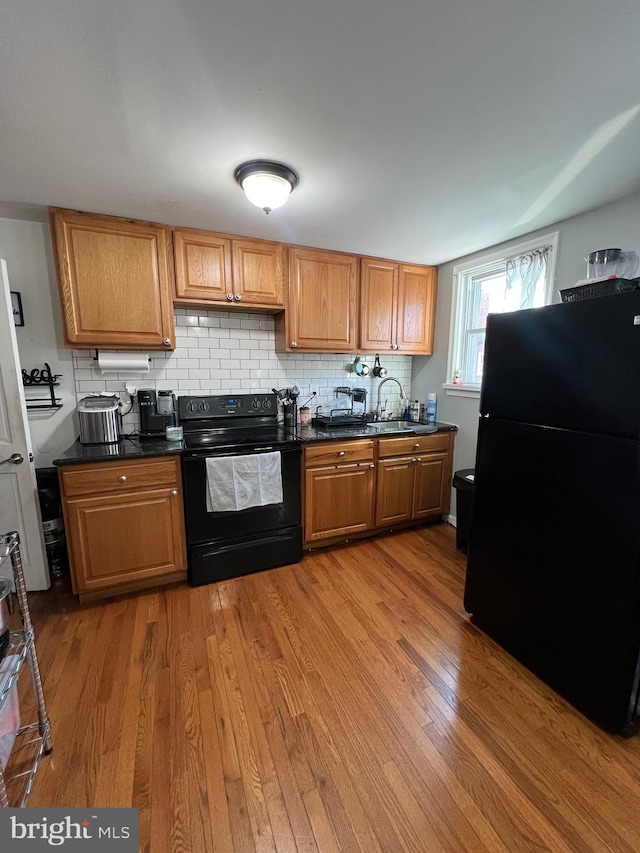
top-left (445, 233), bottom-right (558, 397)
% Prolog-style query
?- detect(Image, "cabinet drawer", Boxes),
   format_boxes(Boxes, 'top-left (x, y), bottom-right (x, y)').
top-left (305, 440), bottom-right (374, 467)
top-left (60, 457), bottom-right (180, 498)
top-left (377, 433), bottom-right (450, 459)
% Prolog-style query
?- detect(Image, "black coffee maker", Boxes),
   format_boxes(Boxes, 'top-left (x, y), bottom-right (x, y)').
top-left (138, 389), bottom-right (177, 438)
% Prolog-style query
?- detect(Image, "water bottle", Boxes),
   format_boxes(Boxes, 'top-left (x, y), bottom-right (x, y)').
top-left (426, 393), bottom-right (437, 424)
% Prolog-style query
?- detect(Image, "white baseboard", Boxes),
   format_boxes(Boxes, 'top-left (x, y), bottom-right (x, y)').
top-left (447, 514), bottom-right (456, 527)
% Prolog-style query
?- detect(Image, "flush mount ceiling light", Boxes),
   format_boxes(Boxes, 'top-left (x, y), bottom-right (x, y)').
top-left (234, 160), bottom-right (298, 214)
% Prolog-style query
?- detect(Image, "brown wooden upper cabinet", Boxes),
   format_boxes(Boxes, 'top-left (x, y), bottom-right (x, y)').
top-left (173, 228), bottom-right (285, 311)
top-left (275, 246), bottom-right (359, 353)
top-left (49, 208), bottom-right (176, 350)
top-left (360, 258), bottom-right (437, 355)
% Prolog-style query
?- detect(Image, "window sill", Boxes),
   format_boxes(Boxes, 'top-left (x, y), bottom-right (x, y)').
top-left (442, 383), bottom-right (481, 399)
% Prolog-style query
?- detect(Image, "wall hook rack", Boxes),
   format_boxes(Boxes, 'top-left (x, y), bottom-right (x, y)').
top-left (22, 363), bottom-right (63, 410)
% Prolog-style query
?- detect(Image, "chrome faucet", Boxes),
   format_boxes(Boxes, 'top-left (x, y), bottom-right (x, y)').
top-left (375, 377), bottom-right (408, 420)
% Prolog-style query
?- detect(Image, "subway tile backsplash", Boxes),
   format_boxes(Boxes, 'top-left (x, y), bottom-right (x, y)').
top-left (73, 310), bottom-right (412, 434)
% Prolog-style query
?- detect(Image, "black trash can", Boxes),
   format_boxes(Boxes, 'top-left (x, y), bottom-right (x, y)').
top-left (452, 468), bottom-right (475, 552)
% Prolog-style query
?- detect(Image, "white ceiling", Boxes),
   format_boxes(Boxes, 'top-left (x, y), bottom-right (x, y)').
top-left (1, 0), bottom-right (640, 265)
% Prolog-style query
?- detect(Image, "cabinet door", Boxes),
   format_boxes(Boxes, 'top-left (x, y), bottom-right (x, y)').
top-left (65, 486), bottom-right (186, 593)
top-left (286, 247), bottom-right (358, 352)
top-left (50, 208), bottom-right (175, 349)
top-left (232, 238), bottom-right (285, 308)
top-left (396, 264), bottom-right (437, 354)
top-left (359, 258), bottom-right (397, 352)
top-left (413, 452), bottom-right (448, 519)
top-left (173, 227), bottom-right (233, 305)
top-left (304, 463), bottom-right (374, 542)
top-left (375, 456), bottom-right (415, 526)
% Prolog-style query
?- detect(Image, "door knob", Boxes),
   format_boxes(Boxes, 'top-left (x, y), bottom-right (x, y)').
top-left (0, 453), bottom-right (24, 466)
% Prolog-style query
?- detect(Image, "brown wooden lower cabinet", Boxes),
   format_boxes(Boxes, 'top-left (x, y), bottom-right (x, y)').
top-left (303, 432), bottom-right (455, 547)
top-left (375, 450), bottom-right (449, 527)
top-left (304, 440), bottom-right (375, 544)
top-left (59, 456), bottom-right (187, 601)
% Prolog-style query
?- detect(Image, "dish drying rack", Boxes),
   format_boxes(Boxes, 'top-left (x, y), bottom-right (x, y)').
top-left (311, 387), bottom-right (369, 429)
top-left (0, 532), bottom-right (52, 807)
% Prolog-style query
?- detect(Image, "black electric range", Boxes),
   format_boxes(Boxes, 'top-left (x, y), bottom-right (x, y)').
top-left (178, 394), bottom-right (302, 586)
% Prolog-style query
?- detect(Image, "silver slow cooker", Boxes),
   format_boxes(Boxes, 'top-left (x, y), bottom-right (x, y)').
top-left (77, 396), bottom-right (121, 445)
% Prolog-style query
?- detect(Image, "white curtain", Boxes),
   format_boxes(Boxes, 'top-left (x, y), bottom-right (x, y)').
top-left (506, 246), bottom-right (551, 308)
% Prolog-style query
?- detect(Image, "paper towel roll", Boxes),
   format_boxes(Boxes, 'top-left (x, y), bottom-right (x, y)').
top-left (96, 351), bottom-right (150, 374)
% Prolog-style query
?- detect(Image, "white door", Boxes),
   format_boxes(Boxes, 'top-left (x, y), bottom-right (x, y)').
top-left (0, 259), bottom-right (49, 589)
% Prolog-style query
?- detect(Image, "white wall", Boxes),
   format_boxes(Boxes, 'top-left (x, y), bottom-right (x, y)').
top-left (0, 217), bottom-right (77, 467)
top-left (412, 190), bottom-right (640, 518)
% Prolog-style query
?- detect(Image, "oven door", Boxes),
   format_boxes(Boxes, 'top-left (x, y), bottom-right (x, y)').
top-left (182, 445), bottom-right (302, 545)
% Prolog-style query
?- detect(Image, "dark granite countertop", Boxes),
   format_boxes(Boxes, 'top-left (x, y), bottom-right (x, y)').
top-left (53, 436), bottom-right (184, 466)
top-left (287, 420), bottom-right (458, 444)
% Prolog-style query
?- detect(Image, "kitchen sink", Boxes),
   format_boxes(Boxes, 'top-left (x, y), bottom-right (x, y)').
top-left (366, 420), bottom-right (439, 435)
top-left (366, 420), bottom-right (418, 434)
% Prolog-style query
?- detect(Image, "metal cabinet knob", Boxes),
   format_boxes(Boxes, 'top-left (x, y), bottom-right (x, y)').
top-left (414, 443), bottom-right (420, 448)
top-left (227, 293), bottom-right (234, 301)
top-left (291, 341), bottom-right (298, 348)
top-left (338, 451), bottom-right (346, 456)
top-left (163, 338), bottom-right (171, 346)
top-left (171, 489), bottom-right (178, 496)
top-left (234, 293), bottom-right (242, 301)
top-left (416, 457), bottom-right (422, 462)
top-left (392, 343), bottom-right (398, 350)
top-left (118, 475), bottom-right (127, 482)
top-left (369, 463), bottom-right (375, 469)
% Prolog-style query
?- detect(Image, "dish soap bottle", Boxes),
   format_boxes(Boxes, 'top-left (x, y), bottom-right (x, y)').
top-left (410, 400), bottom-right (420, 421)
top-left (426, 393), bottom-right (437, 424)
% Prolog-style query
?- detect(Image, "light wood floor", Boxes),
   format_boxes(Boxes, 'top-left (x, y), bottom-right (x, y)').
top-left (19, 522), bottom-right (640, 851)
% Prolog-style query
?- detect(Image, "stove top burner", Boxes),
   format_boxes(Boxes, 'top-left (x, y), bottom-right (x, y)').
top-left (184, 426), bottom-right (286, 449)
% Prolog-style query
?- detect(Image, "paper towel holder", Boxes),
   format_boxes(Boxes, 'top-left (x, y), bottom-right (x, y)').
top-left (92, 349), bottom-right (152, 374)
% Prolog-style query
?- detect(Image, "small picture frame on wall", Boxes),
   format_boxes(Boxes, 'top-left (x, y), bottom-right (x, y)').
top-left (11, 291), bottom-right (24, 326)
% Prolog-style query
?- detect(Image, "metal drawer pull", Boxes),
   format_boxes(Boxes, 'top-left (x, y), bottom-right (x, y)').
top-left (338, 451), bottom-right (345, 456)
top-left (234, 293), bottom-right (242, 301)
top-left (118, 475), bottom-right (127, 483)
top-left (370, 463), bottom-right (375, 469)
top-left (227, 293), bottom-right (234, 301)
top-left (0, 453), bottom-right (23, 465)
top-left (414, 443), bottom-right (420, 448)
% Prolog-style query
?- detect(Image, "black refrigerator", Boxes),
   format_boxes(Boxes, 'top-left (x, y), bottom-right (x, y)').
top-left (464, 290), bottom-right (640, 736)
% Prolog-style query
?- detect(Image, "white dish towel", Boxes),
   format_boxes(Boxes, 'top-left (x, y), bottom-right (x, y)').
top-left (205, 451), bottom-right (283, 513)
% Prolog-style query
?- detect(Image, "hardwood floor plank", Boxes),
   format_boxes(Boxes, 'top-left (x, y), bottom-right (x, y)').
top-left (22, 523), bottom-right (640, 852)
